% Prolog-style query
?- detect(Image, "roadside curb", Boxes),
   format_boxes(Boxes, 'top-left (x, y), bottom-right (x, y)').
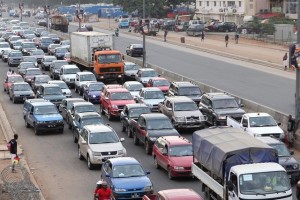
top-left (0, 103), bottom-right (45, 200)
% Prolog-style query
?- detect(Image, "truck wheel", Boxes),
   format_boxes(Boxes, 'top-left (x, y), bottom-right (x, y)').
top-left (154, 157), bottom-right (160, 169)
top-left (127, 128), bottom-right (132, 138)
top-left (167, 167), bottom-right (173, 180)
top-left (145, 140), bottom-right (151, 155)
top-left (133, 133), bottom-right (139, 145)
top-left (87, 155), bottom-right (94, 170)
top-left (78, 147), bottom-right (83, 160)
top-left (99, 104), bottom-right (105, 115)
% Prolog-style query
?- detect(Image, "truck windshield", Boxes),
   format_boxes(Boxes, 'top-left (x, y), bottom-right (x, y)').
top-left (249, 116), bottom-right (277, 127)
top-left (239, 171), bottom-right (290, 195)
top-left (213, 99), bottom-right (239, 109)
top-left (269, 144), bottom-right (291, 157)
top-left (98, 54), bottom-right (121, 64)
top-left (169, 145), bottom-right (193, 157)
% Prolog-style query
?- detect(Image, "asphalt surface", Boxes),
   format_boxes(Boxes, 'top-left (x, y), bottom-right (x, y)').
top-left (0, 15), bottom-right (297, 199)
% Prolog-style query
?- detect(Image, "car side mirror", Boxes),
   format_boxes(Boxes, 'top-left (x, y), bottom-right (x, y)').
top-left (81, 140), bottom-right (87, 144)
top-left (240, 103), bottom-right (244, 107)
top-left (277, 122), bottom-right (281, 126)
top-left (120, 138), bottom-right (125, 142)
top-left (145, 171), bottom-right (151, 175)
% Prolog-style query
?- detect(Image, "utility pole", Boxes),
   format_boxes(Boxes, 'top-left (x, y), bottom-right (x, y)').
top-left (296, 0), bottom-right (300, 120)
top-left (78, 0), bottom-right (81, 32)
top-left (142, 0), bottom-right (146, 68)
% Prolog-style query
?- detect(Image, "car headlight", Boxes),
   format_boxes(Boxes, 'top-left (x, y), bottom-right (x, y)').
top-left (31, 93), bottom-right (35, 96)
top-left (253, 133), bottom-right (261, 137)
top-left (92, 95), bottom-right (96, 98)
top-left (115, 188), bottom-right (126, 192)
top-left (175, 117), bottom-right (185, 122)
top-left (112, 105), bottom-right (118, 109)
top-left (144, 186), bottom-right (153, 191)
top-left (149, 137), bottom-right (156, 141)
top-left (174, 166), bottom-right (185, 170)
top-left (117, 149), bottom-right (127, 156)
top-left (218, 116), bottom-right (227, 120)
top-left (293, 164), bottom-right (299, 170)
top-left (146, 104), bottom-right (153, 108)
top-left (92, 152), bottom-right (102, 156)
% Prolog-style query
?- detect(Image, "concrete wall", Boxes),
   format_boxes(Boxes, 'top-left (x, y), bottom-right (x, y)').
top-left (274, 24), bottom-right (294, 42)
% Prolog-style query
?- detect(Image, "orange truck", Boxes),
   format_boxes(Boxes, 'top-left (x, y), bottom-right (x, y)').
top-left (70, 32), bottom-right (124, 83)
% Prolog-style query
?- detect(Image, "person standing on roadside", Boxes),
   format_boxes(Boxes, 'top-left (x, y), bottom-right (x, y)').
top-left (7, 69), bottom-right (12, 76)
top-left (164, 29), bottom-right (168, 42)
top-left (8, 134), bottom-right (18, 172)
top-left (234, 32), bottom-right (239, 44)
top-left (225, 34), bottom-right (229, 47)
top-left (201, 31), bottom-right (205, 41)
top-left (283, 52), bottom-right (288, 71)
top-left (287, 115), bottom-right (295, 148)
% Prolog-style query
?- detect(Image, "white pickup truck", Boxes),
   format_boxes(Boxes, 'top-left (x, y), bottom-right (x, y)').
top-left (227, 112), bottom-right (284, 140)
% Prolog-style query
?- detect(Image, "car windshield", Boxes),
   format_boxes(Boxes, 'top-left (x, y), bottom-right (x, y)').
top-left (111, 92), bottom-right (133, 100)
top-left (14, 41), bottom-right (22, 46)
top-left (80, 74), bottom-right (96, 81)
top-left (41, 38), bottom-right (52, 43)
top-left (32, 50), bottom-right (44, 55)
top-left (174, 102), bottom-right (198, 111)
top-left (249, 116), bottom-right (277, 127)
top-left (0, 43), bottom-right (9, 48)
top-left (14, 84), bottom-right (31, 91)
top-left (89, 131), bottom-right (119, 144)
top-left (26, 70), bottom-right (41, 75)
top-left (98, 54), bottom-right (121, 64)
top-left (89, 83), bottom-right (104, 91)
top-left (65, 68), bottom-right (80, 74)
top-left (152, 80), bottom-right (170, 87)
top-left (23, 43), bottom-right (35, 48)
top-left (127, 84), bottom-right (143, 91)
top-left (76, 105), bottom-right (96, 113)
top-left (35, 76), bottom-right (51, 83)
top-left (8, 76), bottom-right (23, 82)
top-left (3, 50), bottom-right (11, 55)
top-left (129, 107), bottom-right (150, 118)
top-left (67, 100), bottom-right (84, 109)
top-left (169, 145), bottom-right (193, 157)
top-left (10, 52), bottom-right (22, 57)
top-left (20, 63), bottom-right (35, 68)
top-left (144, 91), bottom-right (164, 99)
top-left (239, 171), bottom-right (290, 195)
top-left (147, 119), bottom-right (173, 130)
top-left (141, 70), bottom-right (157, 77)
top-left (44, 87), bottom-right (62, 95)
top-left (125, 64), bottom-right (138, 70)
top-left (81, 117), bottom-right (103, 127)
top-left (213, 99), bottom-right (239, 109)
top-left (49, 34), bottom-right (58, 38)
top-left (44, 57), bottom-right (56, 62)
top-left (61, 40), bottom-right (70, 45)
top-left (56, 48), bottom-right (67, 53)
top-left (112, 164), bottom-right (145, 178)
top-left (34, 105), bottom-right (58, 115)
top-left (22, 57), bottom-right (36, 62)
top-left (269, 144), bottom-right (291, 157)
top-left (178, 87), bottom-right (201, 96)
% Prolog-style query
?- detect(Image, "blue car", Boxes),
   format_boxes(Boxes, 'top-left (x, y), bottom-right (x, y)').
top-left (119, 19), bottom-right (129, 29)
top-left (101, 157), bottom-right (153, 199)
top-left (83, 82), bottom-right (105, 103)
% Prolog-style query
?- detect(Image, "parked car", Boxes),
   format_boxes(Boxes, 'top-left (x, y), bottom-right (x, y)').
top-left (59, 98), bottom-right (85, 120)
top-left (82, 82), bottom-right (105, 103)
top-left (36, 84), bottom-right (66, 107)
top-left (9, 82), bottom-right (35, 103)
top-left (3, 74), bottom-right (24, 93)
top-left (135, 68), bottom-right (159, 86)
top-left (152, 136), bottom-right (193, 179)
top-left (23, 68), bottom-right (42, 85)
top-left (101, 157), bottom-right (153, 198)
top-left (41, 56), bottom-right (57, 71)
top-left (124, 62), bottom-right (139, 81)
top-left (174, 21), bottom-right (189, 32)
top-left (136, 87), bottom-right (165, 112)
top-left (186, 24), bottom-right (204, 37)
top-left (126, 44), bottom-right (143, 57)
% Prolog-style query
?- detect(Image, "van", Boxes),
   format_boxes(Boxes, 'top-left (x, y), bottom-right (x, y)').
top-left (189, 20), bottom-right (203, 26)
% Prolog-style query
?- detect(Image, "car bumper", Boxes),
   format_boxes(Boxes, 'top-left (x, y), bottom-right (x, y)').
top-left (174, 121), bottom-right (205, 129)
top-left (87, 96), bottom-right (100, 103)
top-left (110, 110), bottom-right (121, 117)
top-left (36, 123), bottom-right (64, 131)
top-left (171, 168), bottom-right (192, 177)
top-left (91, 155), bottom-right (120, 164)
top-left (14, 96), bottom-right (35, 102)
top-left (113, 190), bottom-right (153, 199)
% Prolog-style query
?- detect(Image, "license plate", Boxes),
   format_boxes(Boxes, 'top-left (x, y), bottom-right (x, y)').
top-left (131, 193), bottom-right (139, 198)
top-left (48, 125), bottom-right (55, 127)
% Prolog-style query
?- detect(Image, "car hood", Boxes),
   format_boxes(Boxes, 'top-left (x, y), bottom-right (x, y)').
top-left (111, 176), bottom-right (151, 190)
top-left (279, 156), bottom-right (299, 166)
top-left (125, 70), bottom-right (138, 76)
top-left (43, 94), bottom-right (65, 100)
top-left (215, 108), bottom-right (245, 116)
top-left (169, 156), bottom-right (193, 167)
top-left (143, 98), bottom-right (165, 105)
top-left (89, 142), bottom-right (124, 152)
top-left (147, 129), bottom-right (179, 138)
top-left (173, 110), bottom-right (203, 117)
top-left (156, 86), bottom-right (169, 91)
top-left (61, 88), bottom-right (71, 94)
top-left (34, 55), bottom-right (44, 59)
top-left (140, 77), bottom-right (153, 83)
top-left (35, 113), bottom-right (62, 121)
top-left (13, 90), bottom-right (33, 95)
top-left (79, 81), bottom-right (97, 86)
top-left (111, 100), bottom-right (136, 106)
top-left (250, 126), bottom-right (284, 134)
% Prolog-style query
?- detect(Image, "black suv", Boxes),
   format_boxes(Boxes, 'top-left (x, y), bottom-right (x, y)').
top-left (168, 82), bottom-right (202, 105)
top-left (199, 92), bottom-right (245, 126)
top-left (215, 22), bottom-right (237, 32)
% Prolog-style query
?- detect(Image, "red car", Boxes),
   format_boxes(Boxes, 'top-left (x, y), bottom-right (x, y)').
top-left (146, 77), bottom-right (170, 95)
top-left (100, 88), bottom-right (135, 120)
top-left (3, 74), bottom-right (24, 93)
top-left (152, 136), bottom-right (193, 179)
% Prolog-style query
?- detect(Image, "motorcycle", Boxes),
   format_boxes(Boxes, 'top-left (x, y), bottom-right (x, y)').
top-left (115, 28), bottom-right (119, 37)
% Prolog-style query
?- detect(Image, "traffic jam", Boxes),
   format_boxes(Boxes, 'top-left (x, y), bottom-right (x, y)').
top-left (0, 16), bottom-right (298, 200)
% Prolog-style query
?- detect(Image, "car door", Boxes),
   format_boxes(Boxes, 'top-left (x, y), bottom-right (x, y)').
top-left (102, 91), bottom-right (109, 112)
top-left (79, 129), bottom-right (88, 159)
top-left (138, 90), bottom-right (145, 103)
top-left (154, 139), bottom-right (164, 167)
top-left (121, 106), bottom-right (128, 127)
top-left (228, 172), bottom-right (239, 200)
top-left (59, 100), bottom-right (66, 118)
top-left (164, 100), bottom-right (173, 118)
top-left (160, 143), bottom-right (169, 170)
top-left (136, 116), bottom-right (146, 141)
top-left (27, 106), bottom-right (35, 126)
top-left (199, 96), bottom-right (212, 123)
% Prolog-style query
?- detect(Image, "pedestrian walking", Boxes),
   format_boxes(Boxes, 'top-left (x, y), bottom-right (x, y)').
top-left (234, 32), bottom-right (239, 44)
top-left (283, 52), bottom-right (288, 70)
top-left (164, 29), bottom-right (168, 42)
top-left (6, 69), bottom-right (12, 76)
top-left (201, 31), bottom-right (205, 41)
top-left (225, 34), bottom-right (229, 47)
top-left (7, 134), bottom-right (18, 172)
top-left (287, 115), bottom-right (295, 148)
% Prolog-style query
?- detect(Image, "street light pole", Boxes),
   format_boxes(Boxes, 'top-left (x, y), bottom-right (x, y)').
top-left (78, 0), bottom-right (81, 32)
top-left (142, 0), bottom-right (146, 68)
top-left (296, 0), bottom-right (300, 120)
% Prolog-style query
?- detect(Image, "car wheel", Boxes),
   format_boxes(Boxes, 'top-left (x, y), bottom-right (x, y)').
top-left (12, 96), bottom-right (16, 104)
top-left (59, 128), bottom-right (64, 134)
top-left (87, 155), bottom-right (94, 170)
top-left (34, 125), bottom-right (39, 135)
top-left (99, 104), bottom-right (105, 114)
top-left (73, 132), bottom-right (78, 143)
top-left (127, 127), bottom-right (132, 138)
top-left (107, 111), bottom-right (113, 121)
top-left (133, 133), bottom-right (139, 145)
top-left (145, 140), bottom-right (151, 155)
top-left (25, 118), bottom-right (30, 128)
top-left (167, 167), bottom-right (173, 180)
top-left (121, 121), bottom-right (126, 132)
top-left (78, 147), bottom-right (83, 160)
top-left (154, 157), bottom-right (160, 169)
top-left (213, 118), bottom-right (218, 126)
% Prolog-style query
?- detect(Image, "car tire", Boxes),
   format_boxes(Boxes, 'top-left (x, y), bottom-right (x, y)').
top-left (167, 167), bottom-right (173, 180)
top-left (145, 140), bottom-right (151, 155)
top-left (34, 125), bottom-right (39, 135)
top-left (121, 121), bottom-right (126, 132)
top-left (12, 96), bottom-right (16, 104)
top-left (127, 127), bottom-right (132, 138)
top-left (59, 128), bottom-right (64, 134)
top-left (133, 133), bottom-right (139, 145)
top-left (107, 111), bottom-right (113, 121)
top-left (73, 132), bottom-right (78, 143)
top-left (87, 155), bottom-right (94, 170)
top-left (154, 157), bottom-right (160, 169)
top-left (78, 147), bottom-right (83, 160)
top-left (99, 104), bottom-right (105, 115)
top-left (25, 118), bottom-right (30, 128)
